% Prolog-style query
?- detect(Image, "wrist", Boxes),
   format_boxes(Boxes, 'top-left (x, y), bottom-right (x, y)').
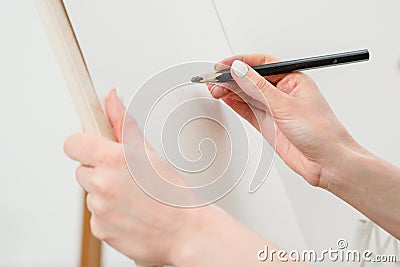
top-left (169, 205), bottom-right (221, 267)
top-left (170, 205), bottom-right (266, 267)
top-left (318, 132), bottom-right (370, 190)
top-left (171, 204), bottom-right (274, 267)
top-left (318, 138), bottom-right (375, 196)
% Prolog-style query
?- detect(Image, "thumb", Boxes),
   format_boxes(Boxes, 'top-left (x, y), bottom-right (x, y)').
top-left (105, 89), bottom-right (142, 144)
top-left (105, 88), bottom-right (125, 142)
top-left (230, 60), bottom-right (288, 111)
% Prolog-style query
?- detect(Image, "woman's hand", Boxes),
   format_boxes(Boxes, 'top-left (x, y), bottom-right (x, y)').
top-left (209, 54), bottom-right (400, 239)
top-left (64, 90), bottom-right (210, 266)
top-left (208, 54), bottom-right (363, 188)
top-left (63, 90), bottom-right (307, 267)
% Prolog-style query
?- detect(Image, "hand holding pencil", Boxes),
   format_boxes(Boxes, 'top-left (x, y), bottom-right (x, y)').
top-left (206, 53), bottom-right (358, 187)
top-left (204, 52), bottom-right (400, 242)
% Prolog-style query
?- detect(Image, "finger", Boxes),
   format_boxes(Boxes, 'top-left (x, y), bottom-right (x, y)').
top-left (86, 194), bottom-right (109, 216)
top-left (106, 89), bottom-right (127, 143)
top-left (209, 81), bottom-right (267, 113)
top-left (86, 193), bottom-right (94, 213)
top-left (209, 84), bottom-right (227, 99)
top-left (208, 82), bottom-right (239, 99)
top-left (64, 133), bottom-right (115, 166)
top-left (230, 60), bottom-right (290, 112)
top-left (76, 165), bottom-right (94, 192)
top-left (105, 89), bottom-right (144, 145)
top-left (222, 96), bottom-right (259, 130)
top-left (209, 54), bottom-right (284, 100)
top-left (75, 165), bottom-right (94, 192)
top-left (214, 53), bottom-right (286, 84)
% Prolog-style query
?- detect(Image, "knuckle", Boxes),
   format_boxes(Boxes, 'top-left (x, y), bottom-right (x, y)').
top-left (259, 54), bottom-right (269, 65)
top-left (99, 145), bottom-right (124, 166)
top-left (89, 177), bottom-right (105, 194)
top-left (98, 153), bottom-right (111, 166)
top-left (289, 74), bottom-right (301, 88)
top-left (90, 215), bottom-right (108, 240)
top-left (88, 174), bottom-right (114, 199)
top-left (75, 166), bottom-right (94, 191)
top-left (255, 77), bottom-right (268, 91)
top-left (88, 195), bottom-right (108, 216)
top-left (261, 53), bottom-right (279, 64)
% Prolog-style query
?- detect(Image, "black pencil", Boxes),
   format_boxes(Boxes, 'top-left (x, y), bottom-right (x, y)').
top-left (191, 49), bottom-right (370, 83)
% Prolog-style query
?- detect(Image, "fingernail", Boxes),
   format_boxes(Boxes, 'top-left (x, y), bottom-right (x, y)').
top-left (214, 63), bottom-right (226, 71)
top-left (231, 60), bottom-right (248, 78)
top-left (209, 84), bottom-right (216, 95)
top-left (115, 86), bottom-right (124, 105)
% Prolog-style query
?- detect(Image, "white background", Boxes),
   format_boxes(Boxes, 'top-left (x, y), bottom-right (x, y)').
top-left (0, 1), bottom-right (81, 266)
top-left (1, 0), bottom-right (399, 266)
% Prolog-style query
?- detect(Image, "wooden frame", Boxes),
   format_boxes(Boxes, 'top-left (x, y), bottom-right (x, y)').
top-left (35, 1), bottom-right (157, 266)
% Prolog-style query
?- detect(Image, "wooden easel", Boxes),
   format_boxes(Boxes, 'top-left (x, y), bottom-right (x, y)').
top-left (35, 1), bottom-right (158, 266)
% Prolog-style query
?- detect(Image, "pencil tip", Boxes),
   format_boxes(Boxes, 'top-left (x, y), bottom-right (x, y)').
top-left (191, 76), bottom-right (203, 83)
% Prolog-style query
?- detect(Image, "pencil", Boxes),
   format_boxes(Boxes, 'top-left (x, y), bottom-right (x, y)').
top-left (191, 49), bottom-right (370, 83)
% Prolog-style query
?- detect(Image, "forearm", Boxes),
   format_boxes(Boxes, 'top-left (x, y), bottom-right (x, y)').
top-left (171, 206), bottom-right (308, 267)
top-left (321, 144), bottom-right (400, 238)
